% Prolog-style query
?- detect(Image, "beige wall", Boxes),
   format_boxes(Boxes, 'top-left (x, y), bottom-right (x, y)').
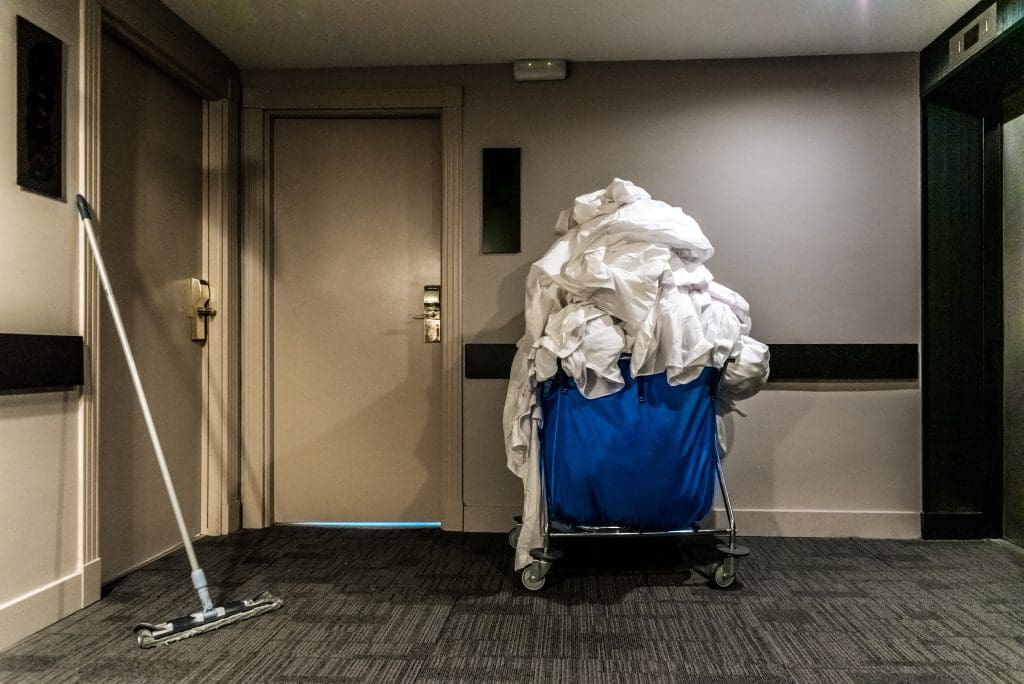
top-left (246, 54), bottom-right (922, 537)
top-left (0, 0), bottom-right (82, 650)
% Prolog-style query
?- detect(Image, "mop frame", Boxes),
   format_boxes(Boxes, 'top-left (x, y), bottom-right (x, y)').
top-left (75, 195), bottom-right (283, 646)
top-left (512, 358), bottom-right (750, 590)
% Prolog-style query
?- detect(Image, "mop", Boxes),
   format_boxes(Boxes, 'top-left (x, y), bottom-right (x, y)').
top-left (75, 195), bottom-right (283, 648)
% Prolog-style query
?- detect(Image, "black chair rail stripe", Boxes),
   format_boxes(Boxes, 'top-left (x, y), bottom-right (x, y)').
top-left (464, 343), bottom-right (918, 381)
top-left (0, 333), bottom-right (84, 392)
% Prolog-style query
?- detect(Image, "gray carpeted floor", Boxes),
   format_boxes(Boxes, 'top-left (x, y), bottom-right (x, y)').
top-left (2, 527), bottom-right (1024, 683)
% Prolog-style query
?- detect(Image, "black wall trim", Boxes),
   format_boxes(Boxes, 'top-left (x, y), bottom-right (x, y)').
top-left (767, 344), bottom-right (918, 381)
top-left (465, 343), bottom-right (519, 380)
top-left (0, 334), bottom-right (84, 393)
top-left (464, 343), bottom-right (918, 381)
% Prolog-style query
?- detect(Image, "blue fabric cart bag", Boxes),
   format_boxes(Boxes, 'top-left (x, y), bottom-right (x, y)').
top-left (539, 361), bottom-right (720, 531)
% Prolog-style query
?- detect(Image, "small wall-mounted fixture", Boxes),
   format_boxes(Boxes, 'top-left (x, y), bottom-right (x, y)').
top-left (17, 17), bottom-right (64, 200)
top-left (513, 59), bottom-right (567, 82)
top-left (948, 3), bottom-right (998, 68)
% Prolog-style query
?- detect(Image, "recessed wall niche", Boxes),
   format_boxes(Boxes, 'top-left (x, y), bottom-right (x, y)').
top-left (17, 17), bottom-right (64, 200)
top-left (481, 147), bottom-right (521, 254)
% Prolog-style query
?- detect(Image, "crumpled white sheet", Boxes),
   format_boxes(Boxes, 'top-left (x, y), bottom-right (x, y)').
top-left (701, 301), bottom-right (743, 369)
top-left (534, 303), bottom-right (626, 398)
top-left (504, 179), bottom-right (769, 570)
top-left (629, 277), bottom-right (712, 385)
top-left (555, 178), bottom-right (651, 234)
top-left (722, 335), bottom-right (771, 403)
top-left (714, 335), bottom-right (771, 451)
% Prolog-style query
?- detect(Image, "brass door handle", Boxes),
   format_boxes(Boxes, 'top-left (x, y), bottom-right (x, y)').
top-left (189, 277), bottom-right (215, 344)
top-left (416, 285), bottom-right (440, 342)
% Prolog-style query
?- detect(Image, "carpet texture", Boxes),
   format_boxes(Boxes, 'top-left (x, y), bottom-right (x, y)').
top-left (2, 527), bottom-right (1023, 683)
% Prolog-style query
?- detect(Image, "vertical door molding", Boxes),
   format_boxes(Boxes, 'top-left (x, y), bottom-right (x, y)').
top-left (440, 89), bottom-right (465, 530)
top-left (201, 96), bottom-right (242, 535)
top-left (79, 0), bottom-right (103, 607)
top-left (240, 107), bottom-right (272, 528)
top-left (239, 87), bottom-right (465, 530)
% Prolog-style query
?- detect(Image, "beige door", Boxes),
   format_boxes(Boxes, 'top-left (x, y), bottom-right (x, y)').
top-left (273, 117), bottom-right (443, 523)
top-left (99, 33), bottom-right (204, 581)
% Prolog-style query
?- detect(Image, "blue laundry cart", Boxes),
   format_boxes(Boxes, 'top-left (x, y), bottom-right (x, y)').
top-left (510, 357), bottom-right (750, 590)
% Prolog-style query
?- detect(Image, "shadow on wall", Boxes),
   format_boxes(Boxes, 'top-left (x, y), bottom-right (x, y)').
top-left (470, 261), bottom-right (529, 344)
top-left (712, 391), bottom-right (816, 532)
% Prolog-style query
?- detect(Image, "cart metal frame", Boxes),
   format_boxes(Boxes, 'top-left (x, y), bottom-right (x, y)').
top-left (510, 360), bottom-right (750, 590)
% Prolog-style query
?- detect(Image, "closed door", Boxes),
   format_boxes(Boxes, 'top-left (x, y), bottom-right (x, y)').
top-left (99, 33), bottom-right (204, 581)
top-left (272, 117), bottom-right (443, 523)
top-left (1005, 107), bottom-right (1024, 547)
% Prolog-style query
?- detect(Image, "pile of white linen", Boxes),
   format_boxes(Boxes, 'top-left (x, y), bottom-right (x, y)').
top-left (503, 179), bottom-right (770, 570)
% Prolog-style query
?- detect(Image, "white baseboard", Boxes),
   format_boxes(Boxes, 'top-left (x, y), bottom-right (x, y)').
top-left (464, 505), bottom-right (920, 538)
top-left (0, 571), bottom-right (83, 651)
top-left (701, 508), bottom-right (920, 538)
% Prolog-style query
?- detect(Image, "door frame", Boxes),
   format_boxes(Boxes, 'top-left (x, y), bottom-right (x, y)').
top-left (239, 87), bottom-right (465, 530)
top-left (919, 5), bottom-right (1024, 538)
top-left (79, 0), bottom-right (240, 604)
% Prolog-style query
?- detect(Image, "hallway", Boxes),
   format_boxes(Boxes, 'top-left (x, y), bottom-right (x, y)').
top-left (3, 527), bottom-right (1023, 682)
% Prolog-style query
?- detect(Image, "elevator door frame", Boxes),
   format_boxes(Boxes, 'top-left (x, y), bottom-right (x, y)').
top-left (238, 88), bottom-right (465, 531)
top-left (920, 7), bottom-right (1024, 539)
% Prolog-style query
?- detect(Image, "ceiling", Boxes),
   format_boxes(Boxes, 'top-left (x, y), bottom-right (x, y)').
top-left (160, 0), bottom-right (975, 70)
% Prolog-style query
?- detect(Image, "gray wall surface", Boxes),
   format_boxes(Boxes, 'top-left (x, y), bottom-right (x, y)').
top-left (245, 54), bottom-right (922, 536)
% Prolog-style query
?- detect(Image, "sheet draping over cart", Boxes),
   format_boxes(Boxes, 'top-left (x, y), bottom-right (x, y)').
top-left (504, 179), bottom-right (770, 570)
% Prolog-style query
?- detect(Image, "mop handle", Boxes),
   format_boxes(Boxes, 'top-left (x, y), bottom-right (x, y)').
top-left (75, 196), bottom-right (201, 576)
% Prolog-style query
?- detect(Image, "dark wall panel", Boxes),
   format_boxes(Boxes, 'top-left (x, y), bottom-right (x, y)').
top-left (17, 17), bottom-right (64, 200)
top-left (0, 334), bottom-right (84, 392)
top-left (481, 148), bottom-right (521, 254)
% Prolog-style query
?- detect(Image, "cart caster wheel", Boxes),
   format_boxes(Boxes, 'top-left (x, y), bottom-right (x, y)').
top-left (521, 566), bottom-right (546, 591)
top-left (508, 526), bottom-right (521, 549)
top-left (712, 561), bottom-right (737, 589)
